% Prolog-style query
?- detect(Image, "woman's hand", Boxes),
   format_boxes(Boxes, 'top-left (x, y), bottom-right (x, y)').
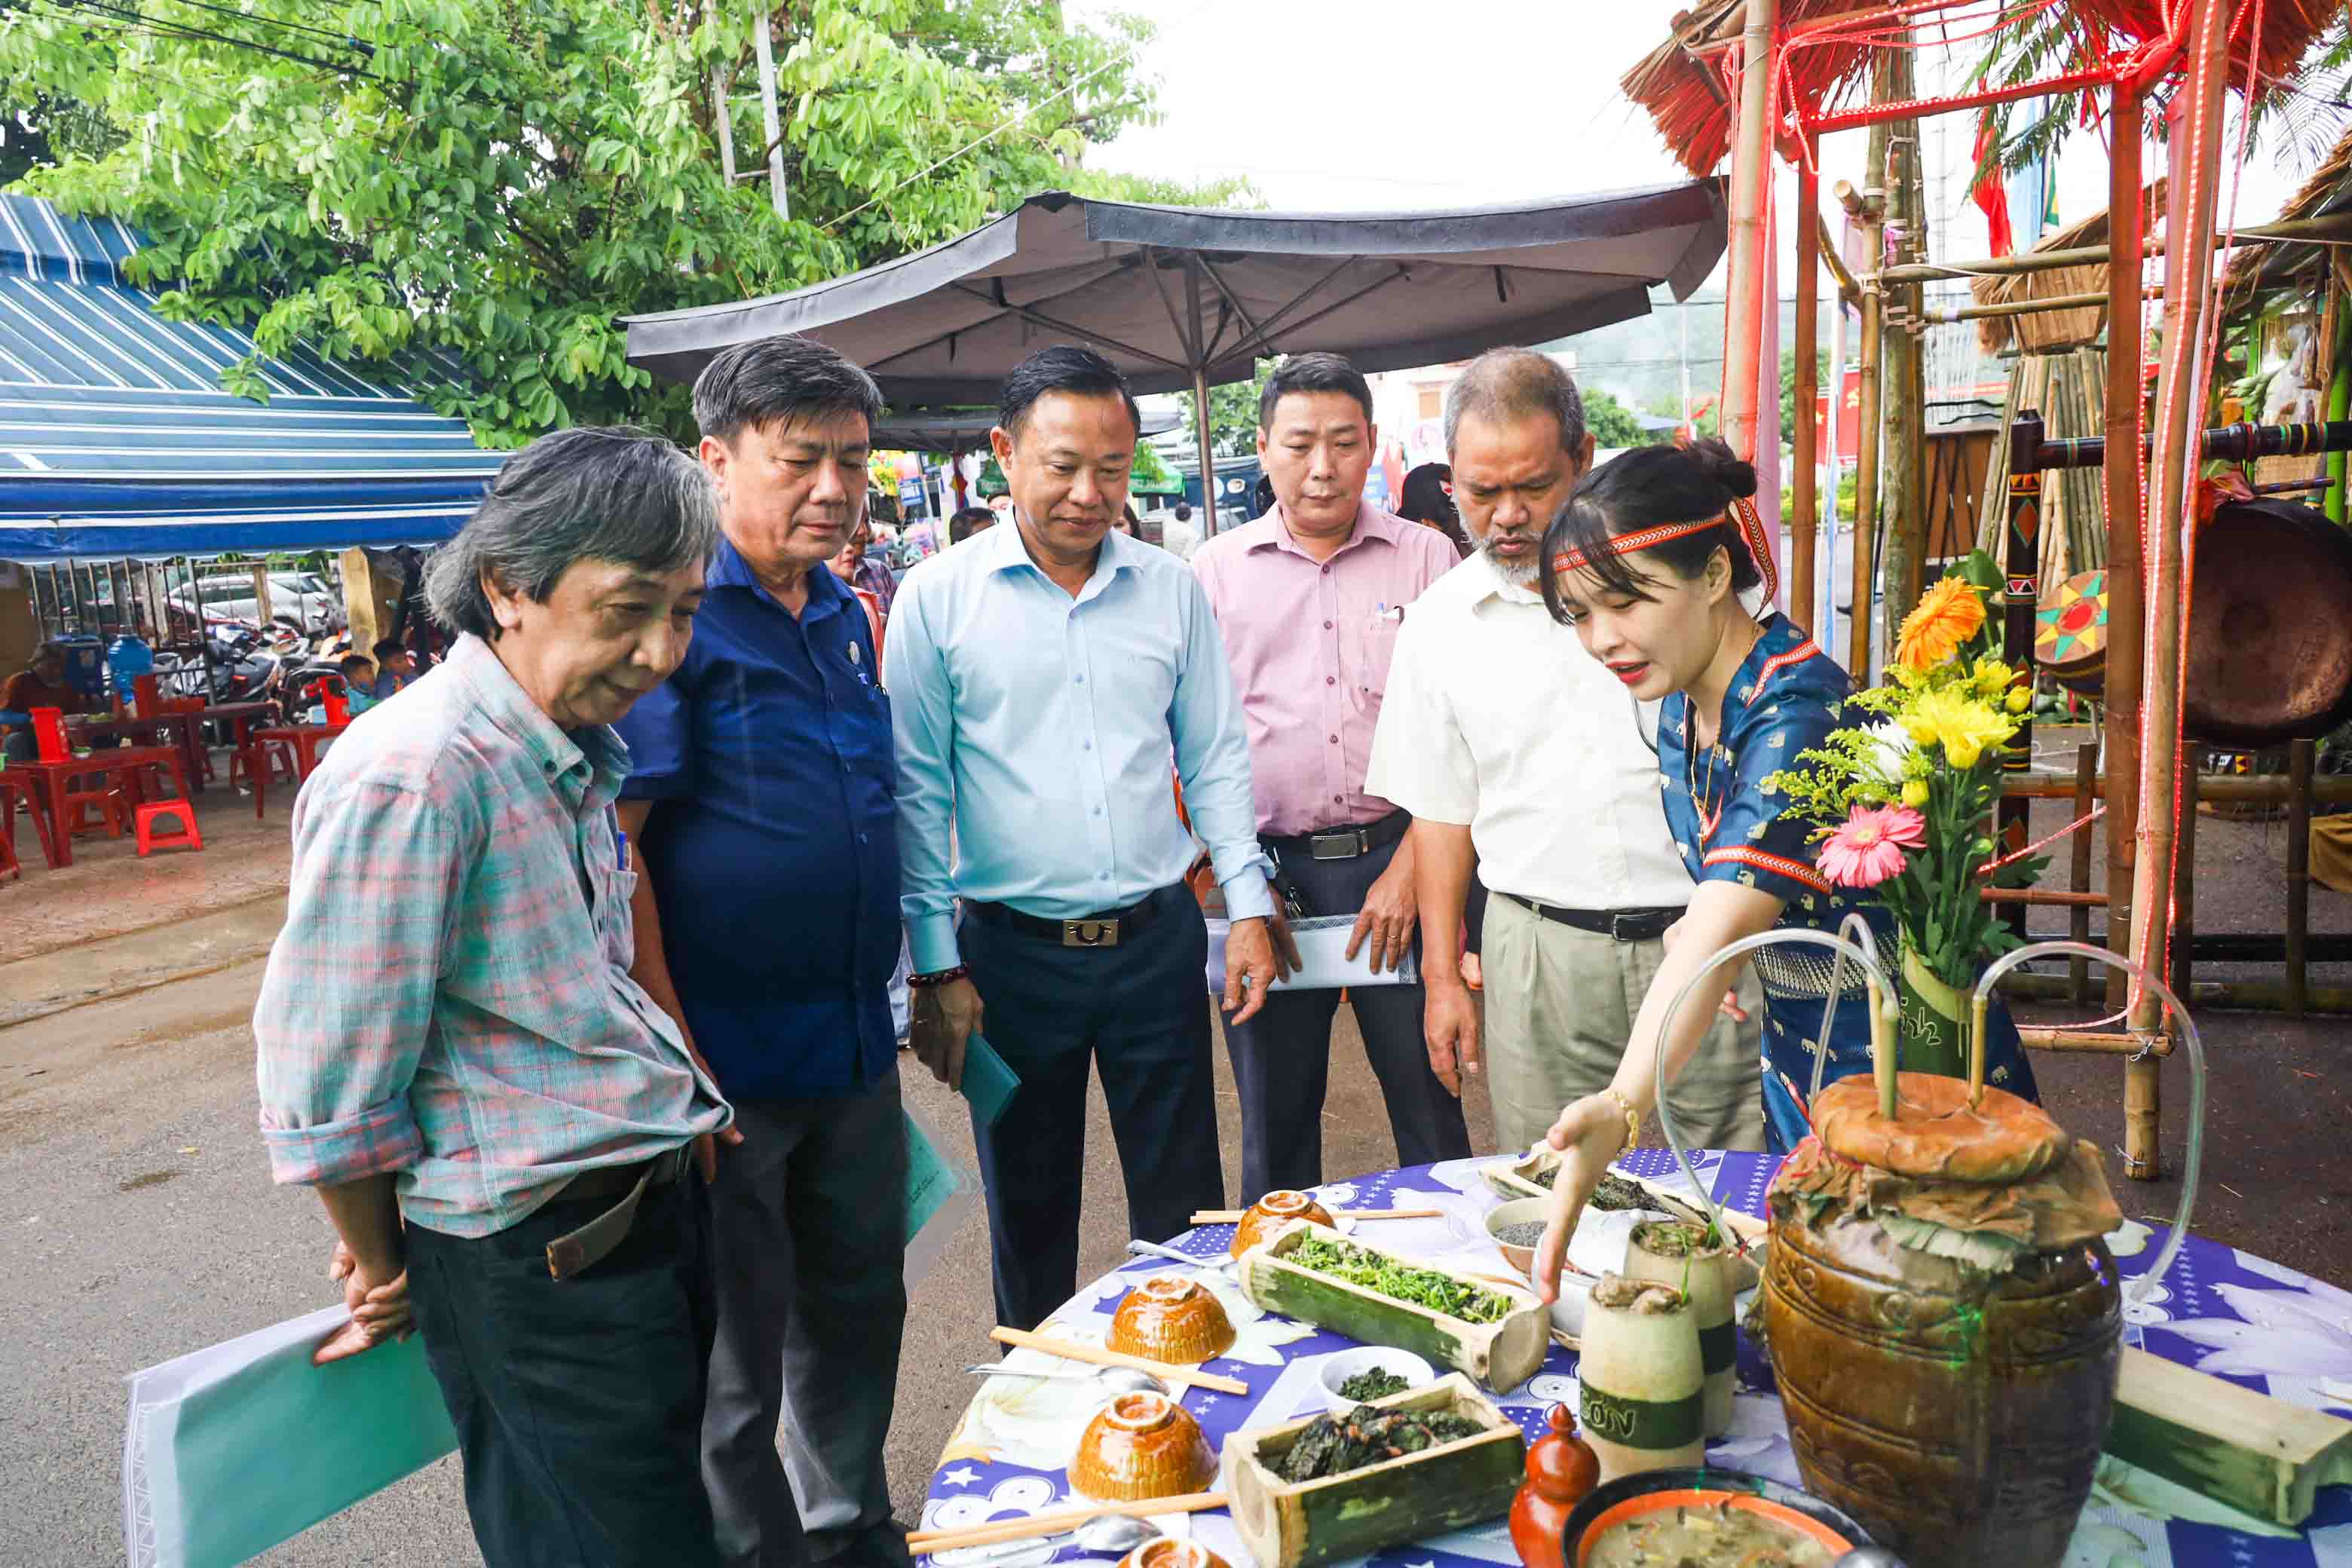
top-left (1528, 1095), bottom-right (1631, 1305)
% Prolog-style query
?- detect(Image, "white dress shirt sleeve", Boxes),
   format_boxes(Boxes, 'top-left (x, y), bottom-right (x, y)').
top-left (1364, 605), bottom-right (1478, 825)
top-left (881, 571), bottom-right (964, 973)
top-left (1169, 570), bottom-right (1275, 921)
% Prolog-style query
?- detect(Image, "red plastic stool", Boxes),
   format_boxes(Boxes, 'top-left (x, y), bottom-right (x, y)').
top-left (0, 772), bottom-right (54, 868)
top-left (0, 818), bottom-right (18, 881)
top-left (62, 781), bottom-right (127, 838)
top-left (230, 741), bottom-right (298, 819)
top-left (135, 800), bottom-right (204, 856)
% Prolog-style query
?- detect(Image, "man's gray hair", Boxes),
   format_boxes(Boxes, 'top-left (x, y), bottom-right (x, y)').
top-left (1442, 347), bottom-right (1587, 457)
top-left (424, 426), bottom-right (718, 641)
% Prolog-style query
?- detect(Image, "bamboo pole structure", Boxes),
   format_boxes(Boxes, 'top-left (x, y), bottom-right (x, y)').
top-left (2289, 739), bottom-right (2314, 1018)
top-left (1879, 44), bottom-right (1926, 634)
top-left (2103, 81), bottom-right (2149, 1158)
top-left (1842, 170), bottom-right (1885, 677)
top-left (1879, 210), bottom-right (2352, 284)
top-left (1793, 153), bottom-right (1822, 632)
top-left (1720, 0), bottom-right (1781, 468)
top-left (2127, 0), bottom-right (2231, 1178)
top-left (2071, 740), bottom-right (2098, 1003)
top-left (1925, 286), bottom-right (2164, 323)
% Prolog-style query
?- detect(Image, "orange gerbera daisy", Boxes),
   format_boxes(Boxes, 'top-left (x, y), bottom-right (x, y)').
top-left (1895, 576), bottom-right (1986, 672)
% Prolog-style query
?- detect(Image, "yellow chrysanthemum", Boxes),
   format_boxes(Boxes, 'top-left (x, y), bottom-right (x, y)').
top-left (1903, 687), bottom-right (2014, 771)
top-left (1896, 577), bottom-right (1986, 672)
top-left (1973, 657), bottom-right (2019, 697)
top-left (2005, 686), bottom-right (2032, 714)
top-left (1901, 777), bottom-right (1931, 808)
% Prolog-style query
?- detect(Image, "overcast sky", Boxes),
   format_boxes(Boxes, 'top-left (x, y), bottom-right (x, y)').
top-left (1073, 0), bottom-right (2314, 290)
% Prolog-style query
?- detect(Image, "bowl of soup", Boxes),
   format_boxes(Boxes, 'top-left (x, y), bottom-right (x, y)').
top-left (1563, 1467), bottom-right (1879, 1568)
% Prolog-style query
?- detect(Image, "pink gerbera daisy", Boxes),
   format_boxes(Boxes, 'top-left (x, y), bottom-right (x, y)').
top-left (1818, 804), bottom-right (1925, 889)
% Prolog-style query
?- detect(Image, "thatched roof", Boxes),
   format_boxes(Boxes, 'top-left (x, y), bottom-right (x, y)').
top-left (1971, 179), bottom-right (2166, 355)
top-left (2223, 120), bottom-right (2352, 296)
top-left (1624, 1), bottom-right (2337, 179)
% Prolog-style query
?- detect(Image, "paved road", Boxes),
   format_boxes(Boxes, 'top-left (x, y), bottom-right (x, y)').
top-left (1, 915), bottom-right (1499, 1566)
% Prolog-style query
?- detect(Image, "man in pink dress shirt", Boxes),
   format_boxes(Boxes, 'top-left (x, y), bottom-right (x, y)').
top-left (1192, 353), bottom-right (1473, 1199)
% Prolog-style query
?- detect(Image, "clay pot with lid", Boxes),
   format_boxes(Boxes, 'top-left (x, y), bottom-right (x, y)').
top-left (1072, 1392), bottom-right (1217, 1503)
top-left (1507, 1403), bottom-right (1600, 1568)
top-left (1107, 1275), bottom-right (1236, 1364)
top-left (1762, 1072), bottom-right (2124, 1568)
top-left (1230, 1190), bottom-right (1334, 1258)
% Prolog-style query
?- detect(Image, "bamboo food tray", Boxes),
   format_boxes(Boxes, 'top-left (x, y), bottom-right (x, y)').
top-left (1222, 1373), bottom-right (1524, 1568)
top-left (1234, 1220), bottom-right (1548, 1392)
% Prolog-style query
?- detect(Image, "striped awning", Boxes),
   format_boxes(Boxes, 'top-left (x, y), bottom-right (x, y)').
top-left (0, 194), bottom-right (507, 559)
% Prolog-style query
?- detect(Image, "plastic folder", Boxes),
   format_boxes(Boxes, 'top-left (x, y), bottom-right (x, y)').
top-left (1203, 913), bottom-right (1420, 993)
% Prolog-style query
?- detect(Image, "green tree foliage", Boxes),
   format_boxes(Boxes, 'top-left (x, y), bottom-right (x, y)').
top-left (1181, 357), bottom-right (1278, 458)
top-left (1582, 387), bottom-right (1646, 449)
top-left (1129, 438), bottom-right (1179, 495)
top-left (0, 0), bottom-right (1246, 444)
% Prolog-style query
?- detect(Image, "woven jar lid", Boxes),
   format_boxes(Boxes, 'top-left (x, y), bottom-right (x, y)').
top-left (1811, 1072), bottom-right (2072, 1182)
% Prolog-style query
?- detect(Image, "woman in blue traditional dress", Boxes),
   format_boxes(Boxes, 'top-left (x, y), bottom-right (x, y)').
top-left (1522, 440), bottom-right (2037, 1300)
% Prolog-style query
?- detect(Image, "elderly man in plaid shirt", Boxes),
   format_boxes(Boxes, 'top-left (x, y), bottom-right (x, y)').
top-left (253, 426), bottom-right (736, 1568)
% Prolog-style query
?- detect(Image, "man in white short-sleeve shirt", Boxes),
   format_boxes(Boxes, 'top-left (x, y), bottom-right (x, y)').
top-left (1364, 348), bottom-right (1762, 1155)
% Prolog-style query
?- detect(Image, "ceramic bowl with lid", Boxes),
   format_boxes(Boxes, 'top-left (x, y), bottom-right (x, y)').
top-left (1107, 1275), bottom-right (1236, 1364)
top-left (1115, 1540), bottom-right (1230, 1568)
top-left (1071, 1392), bottom-right (1217, 1502)
top-left (1229, 1190), bottom-right (1335, 1258)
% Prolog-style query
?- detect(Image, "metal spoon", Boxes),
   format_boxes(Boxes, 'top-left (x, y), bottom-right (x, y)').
top-left (1830, 1549), bottom-right (1906, 1568)
top-left (963, 1363), bottom-right (1171, 1398)
top-left (939, 1513), bottom-right (1163, 1565)
top-left (1126, 1239), bottom-right (1221, 1269)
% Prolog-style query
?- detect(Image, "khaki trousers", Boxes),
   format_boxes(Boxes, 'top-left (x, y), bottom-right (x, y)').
top-left (1481, 893), bottom-right (1766, 1156)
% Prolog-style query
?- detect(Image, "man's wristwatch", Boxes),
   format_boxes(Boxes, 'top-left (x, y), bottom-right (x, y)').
top-left (1600, 1089), bottom-right (1640, 1153)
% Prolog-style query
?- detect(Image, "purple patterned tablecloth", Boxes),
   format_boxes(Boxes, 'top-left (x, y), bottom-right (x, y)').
top-left (923, 1150), bottom-right (2352, 1568)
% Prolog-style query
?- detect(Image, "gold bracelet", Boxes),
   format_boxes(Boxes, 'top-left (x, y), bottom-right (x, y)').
top-left (1601, 1089), bottom-right (1640, 1153)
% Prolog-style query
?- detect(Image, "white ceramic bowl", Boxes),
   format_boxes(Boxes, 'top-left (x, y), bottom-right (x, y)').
top-left (1316, 1346), bottom-right (1437, 1413)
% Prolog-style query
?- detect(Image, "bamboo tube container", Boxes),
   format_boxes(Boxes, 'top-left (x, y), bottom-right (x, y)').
top-left (1621, 1221), bottom-right (1737, 1438)
top-left (1575, 1274), bottom-right (1704, 1483)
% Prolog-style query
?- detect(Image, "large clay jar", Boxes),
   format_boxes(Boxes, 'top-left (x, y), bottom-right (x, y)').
top-left (1621, 1220), bottom-right (1738, 1438)
top-left (1508, 1403), bottom-right (1600, 1568)
top-left (1107, 1275), bottom-right (1236, 1364)
top-left (1575, 1274), bottom-right (1704, 1484)
top-left (1230, 1190), bottom-right (1335, 1258)
top-left (1763, 1073), bottom-right (2124, 1568)
top-left (1071, 1392), bottom-right (1217, 1502)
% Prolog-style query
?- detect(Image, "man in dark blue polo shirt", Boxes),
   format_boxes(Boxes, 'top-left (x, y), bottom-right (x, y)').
top-left (615, 336), bottom-right (905, 1568)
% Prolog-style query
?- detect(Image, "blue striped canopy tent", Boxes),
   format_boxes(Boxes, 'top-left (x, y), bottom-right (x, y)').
top-left (0, 194), bottom-right (508, 559)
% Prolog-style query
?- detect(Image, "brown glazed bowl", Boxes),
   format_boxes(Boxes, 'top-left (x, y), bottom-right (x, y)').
top-left (1071, 1392), bottom-right (1217, 1503)
top-left (1229, 1190), bottom-right (1336, 1259)
top-left (1116, 1541), bottom-right (1230, 1568)
top-left (1107, 1276), bottom-right (1237, 1364)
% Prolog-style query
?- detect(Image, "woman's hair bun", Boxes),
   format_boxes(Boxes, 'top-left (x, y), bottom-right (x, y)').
top-left (1683, 436), bottom-right (1758, 501)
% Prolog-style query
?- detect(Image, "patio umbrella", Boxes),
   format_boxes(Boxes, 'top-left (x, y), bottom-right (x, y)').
top-left (623, 182), bottom-right (1727, 528)
top-left (872, 406), bottom-right (1176, 454)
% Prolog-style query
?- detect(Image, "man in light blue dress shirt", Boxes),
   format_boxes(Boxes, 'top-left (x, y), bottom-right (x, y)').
top-left (884, 345), bottom-right (1282, 1331)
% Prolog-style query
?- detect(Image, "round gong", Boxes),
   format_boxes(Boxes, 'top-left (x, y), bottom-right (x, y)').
top-left (2034, 569), bottom-right (2107, 692)
top-left (2185, 498), bottom-right (2352, 748)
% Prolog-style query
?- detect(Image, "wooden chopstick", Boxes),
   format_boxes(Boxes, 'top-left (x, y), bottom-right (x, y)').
top-left (1187, 1206), bottom-right (1441, 1224)
top-left (909, 1493), bottom-right (1228, 1554)
top-left (986, 1326), bottom-right (1249, 1396)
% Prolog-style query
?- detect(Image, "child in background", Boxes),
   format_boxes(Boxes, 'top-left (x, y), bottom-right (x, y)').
top-left (371, 639), bottom-right (416, 699)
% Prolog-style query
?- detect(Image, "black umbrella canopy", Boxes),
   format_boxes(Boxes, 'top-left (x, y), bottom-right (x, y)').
top-left (871, 406), bottom-right (1177, 453)
top-left (623, 182), bottom-right (1729, 398)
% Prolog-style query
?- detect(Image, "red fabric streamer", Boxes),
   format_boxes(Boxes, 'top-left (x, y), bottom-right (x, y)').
top-left (1971, 109), bottom-right (2017, 258)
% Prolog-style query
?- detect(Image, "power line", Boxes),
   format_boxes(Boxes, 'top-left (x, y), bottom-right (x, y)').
top-left (144, 0), bottom-right (370, 52)
top-left (48, 0), bottom-right (383, 76)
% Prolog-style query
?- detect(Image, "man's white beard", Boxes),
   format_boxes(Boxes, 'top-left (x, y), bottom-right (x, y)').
top-left (1482, 534), bottom-right (1539, 586)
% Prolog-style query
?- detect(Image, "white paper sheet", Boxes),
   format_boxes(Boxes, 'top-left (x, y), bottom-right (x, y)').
top-left (1203, 914), bottom-right (1420, 993)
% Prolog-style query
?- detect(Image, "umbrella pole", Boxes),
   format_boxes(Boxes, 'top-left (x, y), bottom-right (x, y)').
top-left (1193, 368), bottom-right (1220, 535)
top-left (1719, 0), bottom-right (1780, 464)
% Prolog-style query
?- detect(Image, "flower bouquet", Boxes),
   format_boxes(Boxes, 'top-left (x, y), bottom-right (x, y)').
top-left (1765, 553), bottom-right (2044, 1079)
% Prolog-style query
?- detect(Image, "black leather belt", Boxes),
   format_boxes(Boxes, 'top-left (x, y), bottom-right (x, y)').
top-left (966, 884), bottom-right (1178, 948)
top-left (1263, 808), bottom-right (1410, 862)
top-left (1496, 890), bottom-right (1681, 943)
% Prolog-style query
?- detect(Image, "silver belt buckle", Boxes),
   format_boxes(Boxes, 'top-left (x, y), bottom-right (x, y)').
top-left (1061, 917), bottom-right (1121, 948)
top-left (1309, 828), bottom-right (1367, 861)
